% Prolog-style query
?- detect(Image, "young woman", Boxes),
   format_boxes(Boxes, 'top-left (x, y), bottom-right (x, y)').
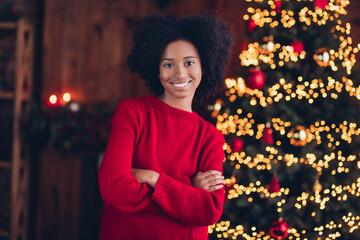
top-left (98, 15), bottom-right (232, 239)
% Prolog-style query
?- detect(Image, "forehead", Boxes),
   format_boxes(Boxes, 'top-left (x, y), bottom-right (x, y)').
top-left (161, 40), bottom-right (200, 59)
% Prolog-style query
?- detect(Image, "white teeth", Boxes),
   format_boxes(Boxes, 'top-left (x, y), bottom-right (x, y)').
top-left (173, 81), bottom-right (190, 88)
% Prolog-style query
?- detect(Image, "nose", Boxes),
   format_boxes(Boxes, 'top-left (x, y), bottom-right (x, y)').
top-left (175, 65), bottom-right (187, 79)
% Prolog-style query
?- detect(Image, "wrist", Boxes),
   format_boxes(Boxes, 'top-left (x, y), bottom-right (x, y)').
top-left (148, 171), bottom-right (160, 188)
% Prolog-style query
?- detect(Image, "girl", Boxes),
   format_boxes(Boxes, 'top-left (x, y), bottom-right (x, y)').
top-left (98, 15), bottom-right (232, 240)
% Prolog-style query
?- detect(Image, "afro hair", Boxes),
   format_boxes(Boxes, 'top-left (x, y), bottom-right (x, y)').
top-left (127, 15), bottom-right (233, 100)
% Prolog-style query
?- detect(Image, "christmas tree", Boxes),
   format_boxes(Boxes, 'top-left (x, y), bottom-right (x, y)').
top-left (208, 0), bottom-right (360, 239)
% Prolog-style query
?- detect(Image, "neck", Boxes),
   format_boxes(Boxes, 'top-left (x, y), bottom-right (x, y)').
top-left (158, 94), bottom-right (194, 112)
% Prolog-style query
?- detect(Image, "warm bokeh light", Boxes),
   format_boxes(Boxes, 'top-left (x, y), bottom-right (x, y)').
top-left (63, 92), bottom-right (71, 102)
top-left (210, 0), bottom-right (360, 239)
top-left (49, 95), bottom-right (57, 104)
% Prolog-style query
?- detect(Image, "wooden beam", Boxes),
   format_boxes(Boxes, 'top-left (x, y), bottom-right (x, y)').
top-left (0, 229), bottom-right (10, 237)
top-left (0, 91), bottom-right (14, 99)
top-left (0, 22), bottom-right (17, 29)
top-left (0, 161), bottom-right (11, 169)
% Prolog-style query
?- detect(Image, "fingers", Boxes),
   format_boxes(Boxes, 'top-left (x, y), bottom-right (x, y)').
top-left (208, 175), bottom-right (225, 186)
top-left (206, 175), bottom-right (224, 192)
top-left (208, 184), bottom-right (224, 192)
top-left (201, 170), bottom-right (222, 178)
top-left (192, 170), bottom-right (225, 192)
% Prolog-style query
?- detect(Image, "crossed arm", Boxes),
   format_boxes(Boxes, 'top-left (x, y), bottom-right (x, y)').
top-left (131, 168), bottom-right (224, 192)
top-left (99, 101), bottom-right (226, 226)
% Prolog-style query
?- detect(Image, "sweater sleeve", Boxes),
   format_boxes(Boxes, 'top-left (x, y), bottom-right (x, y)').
top-left (151, 129), bottom-right (225, 226)
top-left (98, 101), bottom-right (156, 213)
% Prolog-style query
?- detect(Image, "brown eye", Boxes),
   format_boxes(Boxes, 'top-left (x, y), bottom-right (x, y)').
top-left (185, 61), bottom-right (194, 66)
top-left (164, 63), bottom-right (173, 68)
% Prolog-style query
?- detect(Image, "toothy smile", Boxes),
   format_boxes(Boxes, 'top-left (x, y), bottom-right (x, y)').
top-left (171, 80), bottom-right (192, 88)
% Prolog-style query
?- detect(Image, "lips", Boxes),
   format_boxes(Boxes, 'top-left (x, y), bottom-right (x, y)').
top-left (171, 80), bottom-right (192, 88)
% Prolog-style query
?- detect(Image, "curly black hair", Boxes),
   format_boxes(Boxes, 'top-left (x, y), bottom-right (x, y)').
top-left (127, 15), bottom-right (233, 100)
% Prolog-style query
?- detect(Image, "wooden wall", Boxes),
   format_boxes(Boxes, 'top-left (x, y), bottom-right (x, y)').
top-left (41, 0), bottom-right (247, 103)
top-left (40, 0), bottom-right (360, 104)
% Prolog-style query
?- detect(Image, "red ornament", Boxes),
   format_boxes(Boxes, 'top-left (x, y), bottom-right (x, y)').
top-left (274, 0), bottom-right (281, 13)
top-left (224, 181), bottom-right (236, 203)
top-left (240, 40), bottom-right (249, 53)
top-left (245, 69), bottom-right (265, 90)
top-left (290, 41), bottom-right (304, 54)
top-left (315, 0), bottom-right (328, 8)
top-left (230, 138), bottom-right (244, 152)
top-left (247, 18), bottom-right (257, 32)
top-left (261, 126), bottom-right (274, 144)
top-left (267, 177), bottom-right (280, 193)
top-left (270, 220), bottom-right (289, 239)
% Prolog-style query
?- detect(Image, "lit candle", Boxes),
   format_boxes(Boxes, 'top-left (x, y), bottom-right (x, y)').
top-left (46, 94), bottom-right (61, 107)
top-left (63, 92), bottom-right (71, 103)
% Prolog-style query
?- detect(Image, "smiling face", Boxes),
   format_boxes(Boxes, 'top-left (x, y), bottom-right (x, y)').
top-left (158, 40), bottom-right (202, 106)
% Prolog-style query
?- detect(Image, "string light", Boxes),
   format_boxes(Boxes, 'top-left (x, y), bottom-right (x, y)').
top-left (211, 0), bottom-right (360, 239)
top-left (223, 75), bottom-right (360, 109)
top-left (241, 0), bottom-right (357, 75)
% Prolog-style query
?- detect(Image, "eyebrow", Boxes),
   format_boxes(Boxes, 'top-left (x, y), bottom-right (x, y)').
top-left (160, 56), bottom-right (197, 62)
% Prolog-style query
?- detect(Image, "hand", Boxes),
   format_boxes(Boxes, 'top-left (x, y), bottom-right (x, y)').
top-left (131, 168), bottom-right (160, 188)
top-left (191, 170), bottom-right (224, 192)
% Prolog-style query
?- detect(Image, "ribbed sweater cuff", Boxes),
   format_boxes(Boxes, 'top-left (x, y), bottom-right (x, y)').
top-left (152, 174), bottom-right (174, 203)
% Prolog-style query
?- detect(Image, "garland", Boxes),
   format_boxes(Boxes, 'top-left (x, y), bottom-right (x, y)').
top-left (24, 101), bottom-right (117, 152)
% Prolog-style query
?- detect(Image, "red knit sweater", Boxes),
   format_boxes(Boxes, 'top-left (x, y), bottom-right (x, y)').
top-left (98, 96), bottom-right (225, 240)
